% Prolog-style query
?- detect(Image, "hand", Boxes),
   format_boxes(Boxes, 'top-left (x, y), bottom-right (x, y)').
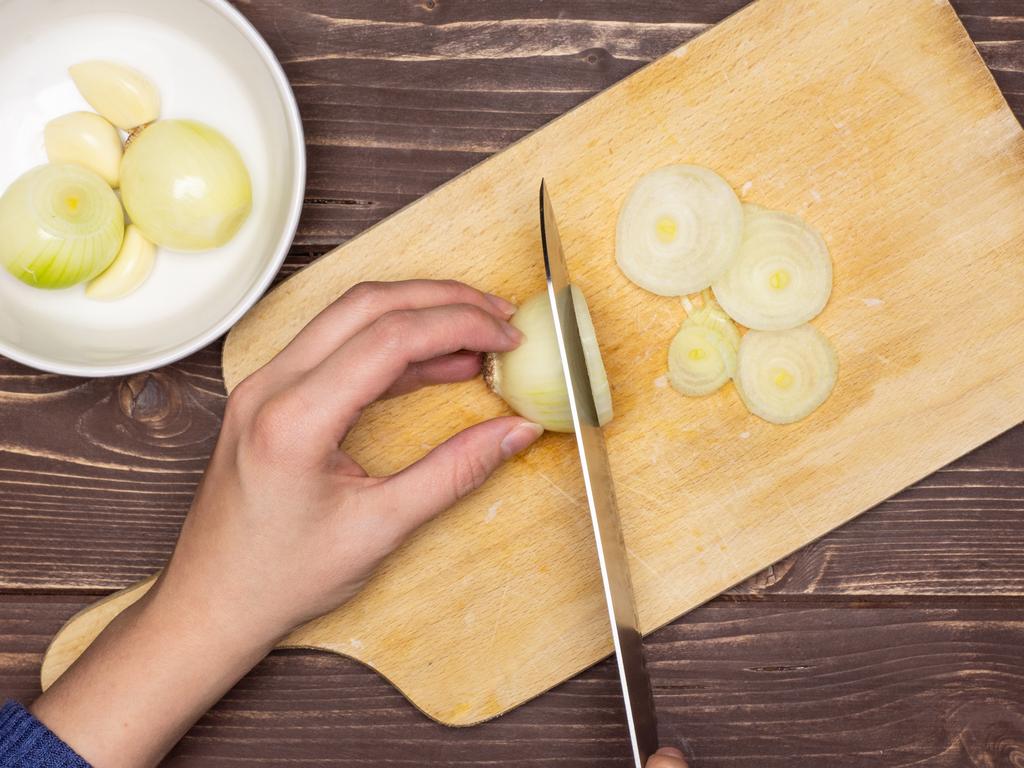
top-left (32, 280), bottom-right (543, 768)
top-left (159, 278), bottom-right (542, 641)
top-left (648, 747), bottom-right (690, 767)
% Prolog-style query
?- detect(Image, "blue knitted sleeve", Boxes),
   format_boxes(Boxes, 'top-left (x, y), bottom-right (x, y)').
top-left (0, 701), bottom-right (90, 767)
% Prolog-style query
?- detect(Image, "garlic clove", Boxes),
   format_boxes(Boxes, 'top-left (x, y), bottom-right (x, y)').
top-left (85, 225), bottom-right (157, 301)
top-left (69, 60), bottom-right (161, 130)
top-left (44, 112), bottom-right (123, 188)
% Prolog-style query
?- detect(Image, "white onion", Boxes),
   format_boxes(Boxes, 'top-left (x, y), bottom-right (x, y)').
top-left (668, 324), bottom-right (736, 396)
top-left (687, 299), bottom-right (741, 350)
top-left (485, 287), bottom-right (612, 433)
top-left (667, 302), bottom-right (740, 396)
top-left (0, 164), bottom-right (124, 289)
top-left (120, 119), bottom-right (252, 252)
top-left (712, 204), bottom-right (832, 330)
top-left (616, 164), bottom-right (743, 296)
top-left (734, 324), bottom-right (837, 424)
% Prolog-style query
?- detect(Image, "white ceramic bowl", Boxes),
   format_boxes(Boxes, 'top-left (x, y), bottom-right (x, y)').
top-left (0, 0), bottom-right (305, 377)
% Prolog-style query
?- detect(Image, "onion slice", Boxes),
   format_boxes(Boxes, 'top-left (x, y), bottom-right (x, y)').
top-left (484, 286), bottom-right (612, 433)
top-left (669, 325), bottom-right (736, 396)
top-left (687, 297), bottom-right (741, 351)
top-left (712, 204), bottom-right (832, 330)
top-left (668, 302), bottom-right (740, 396)
top-left (616, 164), bottom-right (743, 296)
top-left (734, 324), bottom-right (837, 424)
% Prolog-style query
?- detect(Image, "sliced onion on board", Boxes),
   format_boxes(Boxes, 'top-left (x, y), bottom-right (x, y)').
top-left (734, 324), bottom-right (838, 424)
top-left (713, 204), bottom-right (832, 330)
top-left (668, 302), bottom-right (740, 396)
top-left (669, 324), bottom-right (736, 396)
top-left (616, 164), bottom-right (743, 296)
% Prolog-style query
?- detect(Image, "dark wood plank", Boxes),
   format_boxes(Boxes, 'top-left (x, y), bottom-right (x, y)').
top-left (3, 594), bottom-right (1023, 767)
top-left (0, 349), bottom-right (224, 590)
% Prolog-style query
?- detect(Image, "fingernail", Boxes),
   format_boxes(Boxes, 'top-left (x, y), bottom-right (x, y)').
top-left (500, 421), bottom-right (544, 458)
top-left (502, 321), bottom-right (524, 343)
top-left (656, 748), bottom-right (686, 759)
top-left (485, 293), bottom-right (518, 317)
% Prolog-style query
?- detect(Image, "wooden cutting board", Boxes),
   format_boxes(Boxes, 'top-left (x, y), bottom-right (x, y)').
top-left (42, 0), bottom-right (1024, 727)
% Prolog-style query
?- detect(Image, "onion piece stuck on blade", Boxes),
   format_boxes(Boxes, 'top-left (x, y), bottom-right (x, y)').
top-left (0, 164), bottom-right (124, 289)
top-left (484, 286), bottom-right (612, 433)
top-left (734, 324), bottom-right (838, 424)
top-left (712, 204), bottom-right (832, 330)
top-left (668, 301), bottom-right (740, 396)
top-left (616, 164), bottom-right (743, 296)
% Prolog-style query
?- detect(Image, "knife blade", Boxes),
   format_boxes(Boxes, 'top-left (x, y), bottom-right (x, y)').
top-left (539, 180), bottom-right (659, 768)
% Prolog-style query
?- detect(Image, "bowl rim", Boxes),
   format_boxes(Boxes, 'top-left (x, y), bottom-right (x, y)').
top-left (0, 0), bottom-right (306, 379)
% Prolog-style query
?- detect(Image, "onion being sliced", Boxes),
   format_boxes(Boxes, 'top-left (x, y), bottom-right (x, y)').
top-left (712, 204), bottom-right (832, 330)
top-left (0, 164), bottom-right (124, 289)
top-left (484, 286), bottom-right (612, 433)
top-left (734, 324), bottom-right (837, 424)
top-left (616, 164), bottom-right (743, 296)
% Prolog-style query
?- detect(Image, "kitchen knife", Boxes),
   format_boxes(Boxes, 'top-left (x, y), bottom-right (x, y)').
top-left (539, 180), bottom-right (659, 767)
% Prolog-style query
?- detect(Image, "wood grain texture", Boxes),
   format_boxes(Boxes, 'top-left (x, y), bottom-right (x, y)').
top-left (7, 595), bottom-right (1024, 767)
top-left (2, 0), bottom-right (1024, 764)
top-left (212, 0), bottom-right (1024, 726)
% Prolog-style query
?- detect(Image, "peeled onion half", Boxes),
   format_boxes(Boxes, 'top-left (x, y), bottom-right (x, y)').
top-left (0, 164), bottom-right (124, 289)
top-left (485, 287), bottom-right (612, 433)
top-left (120, 119), bottom-right (252, 252)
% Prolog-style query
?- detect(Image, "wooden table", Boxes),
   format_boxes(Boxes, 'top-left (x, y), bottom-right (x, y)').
top-left (2, 2), bottom-right (1022, 765)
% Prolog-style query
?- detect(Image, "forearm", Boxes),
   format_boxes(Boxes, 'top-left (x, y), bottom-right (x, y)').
top-left (32, 579), bottom-right (275, 768)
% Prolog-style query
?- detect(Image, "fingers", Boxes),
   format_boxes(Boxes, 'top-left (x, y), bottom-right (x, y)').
top-left (647, 748), bottom-right (689, 768)
top-left (296, 303), bottom-right (523, 443)
top-left (264, 280), bottom-right (516, 379)
top-left (373, 416), bottom-right (543, 538)
top-left (382, 351), bottom-right (483, 399)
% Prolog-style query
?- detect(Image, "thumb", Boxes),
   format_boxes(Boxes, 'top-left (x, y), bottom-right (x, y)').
top-left (647, 748), bottom-right (689, 768)
top-left (378, 416), bottom-right (544, 537)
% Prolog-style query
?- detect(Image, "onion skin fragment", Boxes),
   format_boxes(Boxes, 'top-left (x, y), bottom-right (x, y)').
top-left (616, 164), bottom-right (743, 296)
top-left (484, 287), bottom-right (612, 433)
top-left (734, 324), bottom-right (838, 425)
top-left (712, 204), bottom-right (832, 331)
top-left (120, 119), bottom-right (252, 252)
top-left (0, 164), bottom-right (124, 289)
